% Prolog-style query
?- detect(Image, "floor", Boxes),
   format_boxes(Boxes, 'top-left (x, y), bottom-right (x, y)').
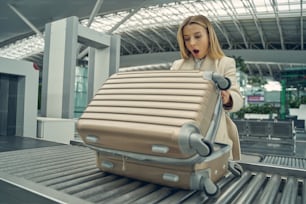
top-left (0, 179), bottom-right (58, 204)
top-left (0, 135), bottom-right (63, 152)
top-left (1, 130), bottom-right (306, 156)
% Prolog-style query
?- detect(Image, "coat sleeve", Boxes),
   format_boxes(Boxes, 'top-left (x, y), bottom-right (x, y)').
top-left (220, 57), bottom-right (244, 112)
top-left (170, 59), bottom-right (184, 70)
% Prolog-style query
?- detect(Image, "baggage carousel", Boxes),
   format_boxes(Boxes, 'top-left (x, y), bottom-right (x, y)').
top-left (0, 145), bottom-right (305, 204)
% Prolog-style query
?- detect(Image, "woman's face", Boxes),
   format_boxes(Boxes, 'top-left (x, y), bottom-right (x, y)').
top-left (183, 23), bottom-right (209, 59)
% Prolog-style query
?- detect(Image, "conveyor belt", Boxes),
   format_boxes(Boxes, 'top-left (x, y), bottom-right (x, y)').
top-left (0, 145), bottom-right (305, 203)
top-left (261, 155), bottom-right (306, 169)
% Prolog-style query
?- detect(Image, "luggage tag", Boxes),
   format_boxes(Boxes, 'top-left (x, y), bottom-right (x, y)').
top-left (122, 155), bottom-right (127, 171)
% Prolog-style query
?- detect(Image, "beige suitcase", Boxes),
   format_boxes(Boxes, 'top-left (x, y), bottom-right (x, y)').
top-left (77, 70), bottom-right (242, 196)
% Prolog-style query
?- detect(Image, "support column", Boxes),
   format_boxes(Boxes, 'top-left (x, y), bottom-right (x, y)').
top-left (41, 16), bottom-right (120, 120)
top-left (109, 35), bottom-right (121, 76)
top-left (280, 79), bottom-right (286, 120)
top-left (41, 17), bottom-right (78, 119)
top-left (0, 57), bottom-right (39, 137)
top-left (0, 75), bottom-right (9, 136)
top-left (88, 47), bottom-right (110, 101)
top-left (87, 34), bottom-right (121, 101)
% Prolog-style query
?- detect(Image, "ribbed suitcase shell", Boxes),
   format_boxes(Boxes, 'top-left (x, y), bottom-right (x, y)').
top-left (77, 71), bottom-right (219, 159)
top-left (96, 146), bottom-right (230, 190)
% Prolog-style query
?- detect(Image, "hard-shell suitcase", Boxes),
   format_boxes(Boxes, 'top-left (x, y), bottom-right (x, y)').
top-left (77, 70), bottom-right (242, 196)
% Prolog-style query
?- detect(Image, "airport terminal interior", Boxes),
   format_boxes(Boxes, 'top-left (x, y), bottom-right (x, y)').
top-left (0, 0), bottom-right (306, 203)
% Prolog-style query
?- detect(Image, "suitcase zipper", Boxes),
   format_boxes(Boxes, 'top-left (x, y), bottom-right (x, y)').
top-left (89, 144), bottom-right (230, 165)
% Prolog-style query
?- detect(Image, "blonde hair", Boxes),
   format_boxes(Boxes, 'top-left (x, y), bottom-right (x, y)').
top-left (177, 15), bottom-right (224, 59)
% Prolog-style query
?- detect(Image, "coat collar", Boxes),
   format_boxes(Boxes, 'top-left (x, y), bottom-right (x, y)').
top-left (183, 56), bottom-right (217, 71)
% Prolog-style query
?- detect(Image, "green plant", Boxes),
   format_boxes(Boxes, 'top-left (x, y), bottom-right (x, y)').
top-left (290, 96), bottom-right (306, 108)
top-left (248, 76), bottom-right (267, 86)
top-left (289, 99), bottom-right (300, 108)
top-left (233, 103), bottom-right (279, 119)
top-left (301, 96), bottom-right (306, 104)
top-left (231, 56), bottom-right (248, 73)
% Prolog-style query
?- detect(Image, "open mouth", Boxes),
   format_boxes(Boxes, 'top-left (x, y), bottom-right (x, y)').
top-left (193, 49), bottom-right (200, 54)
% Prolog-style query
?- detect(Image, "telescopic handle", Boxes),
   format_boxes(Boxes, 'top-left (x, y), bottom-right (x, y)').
top-left (203, 71), bottom-right (231, 90)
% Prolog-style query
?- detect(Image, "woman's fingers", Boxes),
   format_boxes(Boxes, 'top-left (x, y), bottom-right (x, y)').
top-left (221, 91), bottom-right (230, 104)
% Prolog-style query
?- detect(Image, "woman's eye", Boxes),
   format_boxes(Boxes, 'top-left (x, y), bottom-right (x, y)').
top-left (184, 38), bottom-right (190, 42)
top-left (195, 35), bottom-right (201, 39)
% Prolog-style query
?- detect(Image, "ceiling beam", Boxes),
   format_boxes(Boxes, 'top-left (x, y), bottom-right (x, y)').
top-left (146, 6), bottom-right (176, 51)
top-left (222, 0), bottom-right (249, 48)
top-left (121, 35), bottom-right (143, 53)
top-left (77, 0), bottom-right (104, 59)
top-left (120, 50), bottom-right (306, 67)
top-left (79, 1), bottom-right (143, 59)
top-left (277, 64), bottom-right (282, 72)
top-left (87, 0), bottom-right (104, 27)
top-left (254, 63), bottom-right (263, 76)
top-left (270, 0), bottom-right (285, 49)
top-left (8, 4), bottom-right (43, 37)
top-left (265, 64), bottom-right (273, 77)
top-left (126, 31), bottom-right (151, 51)
top-left (137, 29), bottom-right (165, 51)
top-left (150, 27), bottom-right (176, 50)
top-left (225, 49), bottom-right (306, 64)
top-left (301, 1), bottom-right (304, 50)
top-left (246, 64), bottom-right (253, 75)
top-left (119, 39), bottom-right (132, 55)
top-left (107, 8), bottom-right (139, 34)
top-left (242, 0), bottom-right (266, 49)
top-left (204, 2), bottom-right (232, 48)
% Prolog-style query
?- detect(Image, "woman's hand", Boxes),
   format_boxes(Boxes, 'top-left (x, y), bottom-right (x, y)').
top-left (221, 90), bottom-right (232, 107)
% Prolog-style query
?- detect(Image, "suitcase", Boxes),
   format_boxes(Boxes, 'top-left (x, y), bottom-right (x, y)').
top-left (77, 70), bottom-right (242, 196)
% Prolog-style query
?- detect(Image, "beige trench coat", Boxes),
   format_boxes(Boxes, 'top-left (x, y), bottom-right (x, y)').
top-left (170, 56), bottom-right (243, 160)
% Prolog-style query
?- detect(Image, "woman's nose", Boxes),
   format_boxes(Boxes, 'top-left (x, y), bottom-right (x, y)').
top-left (189, 37), bottom-right (196, 45)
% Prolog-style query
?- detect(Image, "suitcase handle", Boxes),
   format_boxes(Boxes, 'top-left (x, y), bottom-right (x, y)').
top-left (190, 133), bottom-right (213, 157)
top-left (203, 71), bottom-right (231, 90)
top-left (179, 123), bottom-right (213, 157)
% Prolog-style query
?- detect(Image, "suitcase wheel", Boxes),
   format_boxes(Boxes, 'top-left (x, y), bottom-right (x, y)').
top-left (228, 162), bottom-right (243, 177)
top-left (201, 177), bottom-right (220, 197)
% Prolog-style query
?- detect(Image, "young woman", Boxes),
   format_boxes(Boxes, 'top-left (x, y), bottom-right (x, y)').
top-left (171, 15), bottom-right (243, 160)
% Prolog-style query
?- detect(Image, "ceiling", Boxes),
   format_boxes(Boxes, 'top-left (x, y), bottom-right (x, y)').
top-left (0, 0), bottom-right (173, 45)
top-left (0, 0), bottom-right (306, 83)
